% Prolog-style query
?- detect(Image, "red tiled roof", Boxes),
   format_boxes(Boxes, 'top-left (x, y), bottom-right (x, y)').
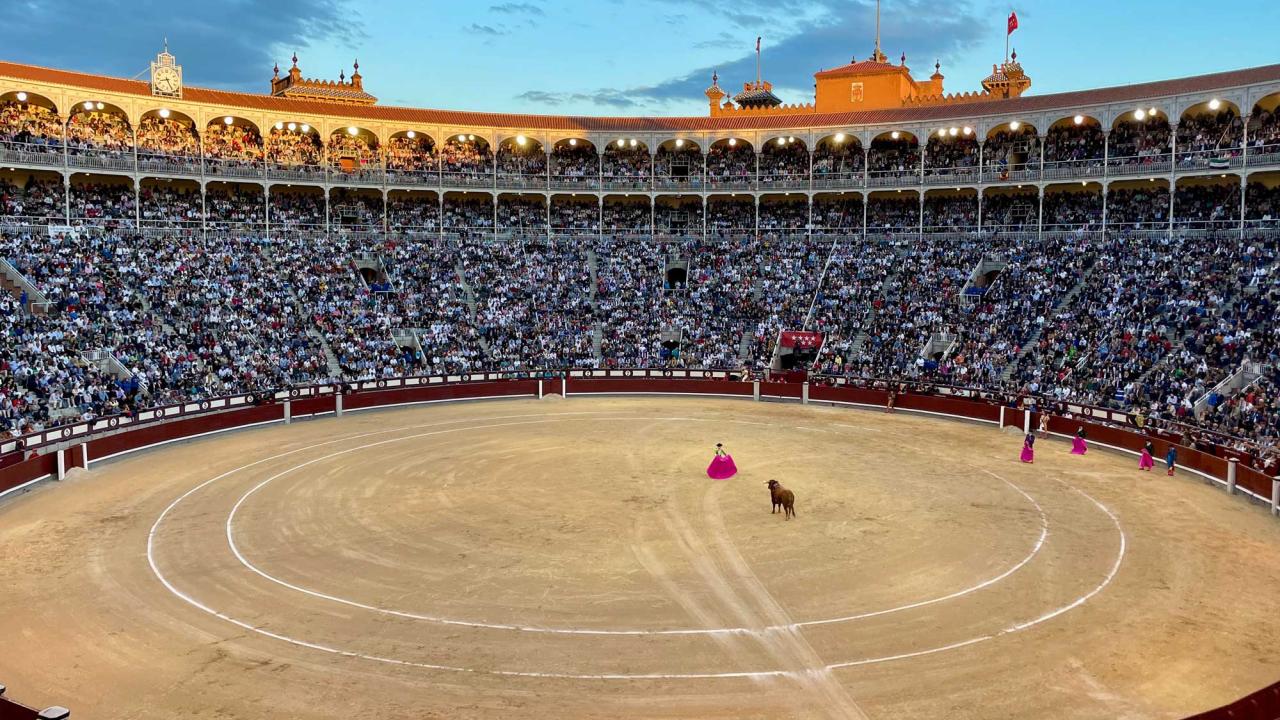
top-left (813, 60), bottom-right (905, 78)
top-left (2, 60), bottom-right (1279, 133)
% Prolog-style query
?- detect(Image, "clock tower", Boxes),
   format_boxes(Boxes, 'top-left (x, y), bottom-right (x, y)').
top-left (150, 40), bottom-right (183, 98)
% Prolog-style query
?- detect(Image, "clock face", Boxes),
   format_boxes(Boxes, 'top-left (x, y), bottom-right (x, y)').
top-left (153, 66), bottom-right (180, 94)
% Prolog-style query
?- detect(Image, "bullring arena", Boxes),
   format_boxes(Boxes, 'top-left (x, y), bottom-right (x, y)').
top-left (4, 6), bottom-right (1280, 718)
top-left (3, 378), bottom-right (1280, 719)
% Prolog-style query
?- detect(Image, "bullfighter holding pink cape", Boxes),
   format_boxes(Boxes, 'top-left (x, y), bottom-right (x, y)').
top-left (1020, 432), bottom-right (1035, 463)
top-left (707, 443), bottom-right (737, 480)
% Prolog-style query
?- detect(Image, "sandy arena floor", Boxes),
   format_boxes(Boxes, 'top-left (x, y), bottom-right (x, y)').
top-left (2, 396), bottom-right (1280, 720)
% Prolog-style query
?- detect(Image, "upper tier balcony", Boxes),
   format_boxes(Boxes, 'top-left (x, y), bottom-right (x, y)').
top-left (2, 141), bottom-right (1277, 192)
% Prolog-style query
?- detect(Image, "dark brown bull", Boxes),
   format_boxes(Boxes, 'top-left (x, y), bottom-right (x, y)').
top-left (766, 479), bottom-right (795, 520)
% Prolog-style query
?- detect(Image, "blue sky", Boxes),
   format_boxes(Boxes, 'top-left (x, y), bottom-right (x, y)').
top-left (6, 0), bottom-right (1279, 116)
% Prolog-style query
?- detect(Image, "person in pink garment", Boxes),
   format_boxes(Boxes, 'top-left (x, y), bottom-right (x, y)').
top-left (707, 443), bottom-right (738, 480)
top-left (1071, 426), bottom-right (1088, 455)
top-left (1139, 440), bottom-right (1155, 471)
top-left (1020, 432), bottom-right (1035, 464)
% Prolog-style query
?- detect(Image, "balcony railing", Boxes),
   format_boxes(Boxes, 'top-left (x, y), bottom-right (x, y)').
top-left (441, 170), bottom-right (494, 189)
top-left (0, 140), bottom-right (65, 167)
top-left (205, 158), bottom-right (266, 180)
top-left (705, 174), bottom-right (754, 191)
top-left (497, 172), bottom-right (548, 190)
top-left (1176, 147), bottom-right (1245, 171)
top-left (4, 141), bottom-right (1280, 198)
top-left (1106, 152), bottom-right (1173, 176)
top-left (757, 172), bottom-right (809, 190)
top-left (1245, 143), bottom-right (1280, 167)
top-left (550, 174), bottom-right (600, 191)
top-left (812, 171), bottom-right (864, 189)
top-left (923, 166), bottom-right (980, 185)
top-left (137, 151), bottom-right (201, 175)
top-left (867, 168), bottom-right (919, 187)
top-left (654, 175), bottom-right (703, 191)
top-left (67, 148), bottom-right (134, 172)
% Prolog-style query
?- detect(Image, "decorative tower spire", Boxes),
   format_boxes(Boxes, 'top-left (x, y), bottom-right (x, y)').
top-left (273, 62), bottom-right (279, 78)
top-left (705, 71), bottom-right (726, 117)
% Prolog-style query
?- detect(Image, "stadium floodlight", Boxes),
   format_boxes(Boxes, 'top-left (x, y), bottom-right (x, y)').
top-left (629, 138), bottom-right (637, 147)
top-left (949, 127), bottom-right (958, 137)
top-left (728, 138), bottom-right (737, 146)
top-left (938, 128), bottom-right (947, 137)
top-left (406, 130), bottom-right (415, 138)
top-left (223, 116), bottom-right (234, 125)
top-left (287, 122), bottom-right (297, 131)
top-left (15, 92), bottom-right (27, 102)
top-left (159, 108), bottom-right (170, 118)
top-left (891, 131), bottom-right (900, 139)
top-left (569, 138), bottom-right (577, 146)
top-left (347, 126), bottom-right (358, 136)
top-left (1209, 99), bottom-right (1222, 111)
top-left (1073, 115), bottom-right (1085, 125)
top-left (788, 136), bottom-right (795, 143)
top-left (675, 139), bottom-right (685, 147)
top-left (1134, 109), bottom-right (1146, 120)
top-left (1010, 121), bottom-right (1021, 130)
top-left (962, 126), bottom-right (972, 135)
top-left (778, 137), bottom-right (786, 146)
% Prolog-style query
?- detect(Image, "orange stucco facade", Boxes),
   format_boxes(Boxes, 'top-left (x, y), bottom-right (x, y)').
top-left (708, 48), bottom-right (1030, 119)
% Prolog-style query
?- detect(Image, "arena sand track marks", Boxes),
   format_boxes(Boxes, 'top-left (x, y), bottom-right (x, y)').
top-left (154, 413), bottom-right (1117, 681)
top-left (3, 397), bottom-right (1280, 720)
top-left (216, 415), bottom-right (1052, 636)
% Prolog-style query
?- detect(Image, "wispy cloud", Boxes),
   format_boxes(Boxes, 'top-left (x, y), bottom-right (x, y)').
top-left (490, 2), bottom-right (544, 16)
top-left (514, 89), bottom-right (640, 110)
top-left (1, 0), bottom-right (366, 93)
top-left (466, 23), bottom-right (506, 36)
top-left (517, 0), bottom-right (986, 110)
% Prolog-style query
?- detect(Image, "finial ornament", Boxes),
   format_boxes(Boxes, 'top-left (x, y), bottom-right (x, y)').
top-left (273, 62), bottom-right (279, 77)
top-left (1011, 48), bottom-right (1018, 62)
top-left (292, 52), bottom-right (298, 66)
top-left (353, 59), bottom-right (359, 73)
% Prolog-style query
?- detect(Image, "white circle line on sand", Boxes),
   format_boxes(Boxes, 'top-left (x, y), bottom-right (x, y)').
top-left (220, 416), bottom-right (1049, 635)
top-left (824, 480), bottom-right (1126, 671)
top-left (792, 469), bottom-right (1048, 629)
top-left (147, 412), bottom-right (1126, 679)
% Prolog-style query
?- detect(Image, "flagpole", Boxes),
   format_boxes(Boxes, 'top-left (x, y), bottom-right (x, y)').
top-left (756, 37), bottom-right (762, 85)
top-left (1005, 8), bottom-right (1010, 63)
